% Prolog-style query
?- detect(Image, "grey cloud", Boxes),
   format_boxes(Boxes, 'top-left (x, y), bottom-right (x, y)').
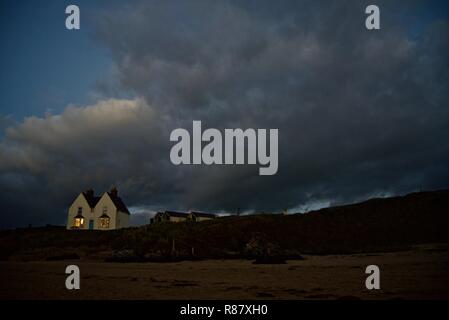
top-left (93, 1), bottom-right (449, 204)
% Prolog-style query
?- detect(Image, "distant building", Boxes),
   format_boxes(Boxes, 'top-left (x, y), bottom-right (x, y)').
top-left (188, 211), bottom-right (217, 222)
top-left (67, 187), bottom-right (130, 230)
top-left (153, 211), bottom-right (189, 223)
top-left (151, 211), bottom-right (216, 224)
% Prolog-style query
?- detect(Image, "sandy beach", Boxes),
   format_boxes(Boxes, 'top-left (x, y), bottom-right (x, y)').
top-left (1, 244), bottom-right (448, 300)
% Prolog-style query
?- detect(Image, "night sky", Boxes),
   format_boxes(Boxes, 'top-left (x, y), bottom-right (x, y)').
top-left (1, 0), bottom-right (448, 228)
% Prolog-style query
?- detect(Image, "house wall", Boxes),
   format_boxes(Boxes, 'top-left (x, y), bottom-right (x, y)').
top-left (169, 216), bottom-right (188, 223)
top-left (93, 193), bottom-right (130, 230)
top-left (195, 216), bottom-right (214, 222)
top-left (94, 193), bottom-right (118, 230)
top-left (66, 194), bottom-right (94, 230)
top-left (117, 211), bottom-right (130, 228)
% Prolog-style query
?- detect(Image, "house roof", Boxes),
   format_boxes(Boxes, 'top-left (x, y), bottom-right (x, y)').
top-left (190, 211), bottom-right (216, 218)
top-left (82, 192), bottom-right (101, 208)
top-left (164, 210), bottom-right (189, 218)
top-left (107, 192), bottom-right (131, 215)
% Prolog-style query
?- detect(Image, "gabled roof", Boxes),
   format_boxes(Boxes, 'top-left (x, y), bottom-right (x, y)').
top-left (190, 211), bottom-right (216, 218)
top-left (82, 191), bottom-right (101, 208)
top-left (107, 192), bottom-right (131, 215)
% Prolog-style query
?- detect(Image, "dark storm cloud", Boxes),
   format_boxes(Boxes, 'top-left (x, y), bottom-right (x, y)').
top-left (1, 0), bottom-right (449, 227)
top-left (0, 99), bottom-right (185, 227)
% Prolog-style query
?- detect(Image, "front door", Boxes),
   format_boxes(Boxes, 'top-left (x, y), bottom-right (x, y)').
top-left (88, 220), bottom-right (94, 230)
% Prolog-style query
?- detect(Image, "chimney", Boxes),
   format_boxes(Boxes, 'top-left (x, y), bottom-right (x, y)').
top-left (85, 188), bottom-right (94, 198)
top-left (110, 186), bottom-right (118, 197)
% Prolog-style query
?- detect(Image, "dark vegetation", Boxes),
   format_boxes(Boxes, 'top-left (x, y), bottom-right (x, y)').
top-left (1, 190), bottom-right (448, 262)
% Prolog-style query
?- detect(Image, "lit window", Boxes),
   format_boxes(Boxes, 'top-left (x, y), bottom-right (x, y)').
top-left (74, 217), bottom-right (84, 228)
top-left (99, 216), bottom-right (110, 229)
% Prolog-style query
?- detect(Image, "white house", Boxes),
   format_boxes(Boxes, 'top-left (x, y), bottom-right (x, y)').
top-left (67, 187), bottom-right (130, 230)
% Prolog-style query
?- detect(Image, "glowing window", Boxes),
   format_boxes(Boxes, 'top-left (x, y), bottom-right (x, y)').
top-left (74, 217), bottom-right (84, 228)
top-left (99, 216), bottom-right (110, 229)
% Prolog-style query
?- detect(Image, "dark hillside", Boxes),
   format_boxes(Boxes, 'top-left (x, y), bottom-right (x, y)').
top-left (1, 190), bottom-right (448, 260)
